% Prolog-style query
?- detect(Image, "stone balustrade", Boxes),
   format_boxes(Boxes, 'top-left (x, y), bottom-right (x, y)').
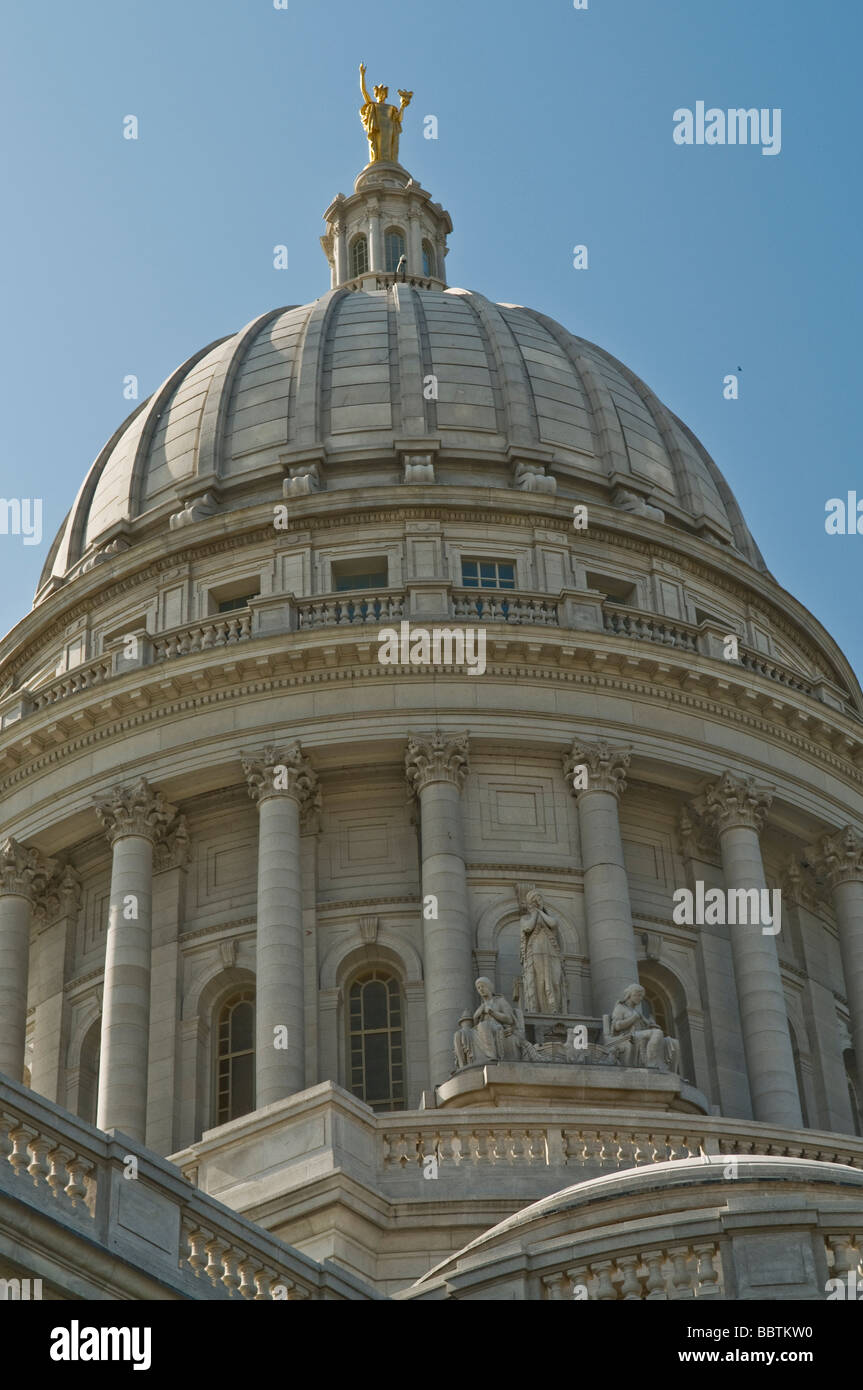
top-left (451, 588), bottom-right (559, 625)
top-left (0, 589), bottom-right (854, 729)
top-left (602, 604), bottom-right (699, 652)
top-left (380, 1113), bottom-right (863, 1180)
top-left (29, 656), bottom-right (114, 712)
top-left (152, 612), bottom-right (252, 660)
top-left (541, 1241), bottom-right (724, 1300)
top-left (0, 1076), bottom-right (374, 1301)
top-left (296, 591), bottom-right (405, 629)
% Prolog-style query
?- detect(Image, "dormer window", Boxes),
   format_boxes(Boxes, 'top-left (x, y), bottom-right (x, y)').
top-left (350, 234), bottom-right (369, 278)
top-left (385, 228), bottom-right (407, 273)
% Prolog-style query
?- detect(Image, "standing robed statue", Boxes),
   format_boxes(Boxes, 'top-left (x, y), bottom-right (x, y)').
top-left (359, 62), bottom-right (413, 164)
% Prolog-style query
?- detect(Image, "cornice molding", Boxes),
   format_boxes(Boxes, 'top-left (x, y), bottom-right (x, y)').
top-left (1, 661), bottom-right (862, 833)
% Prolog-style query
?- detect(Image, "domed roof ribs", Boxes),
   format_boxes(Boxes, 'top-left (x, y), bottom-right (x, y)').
top-left (392, 285), bottom-right (432, 438)
top-left (518, 308), bottom-right (631, 479)
top-left (196, 307), bottom-right (293, 492)
top-left (673, 412), bottom-right (768, 572)
top-left (59, 398), bottom-right (151, 579)
top-left (456, 292), bottom-right (539, 455)
top-left (291, 289), bottom-right (349, 455)
top-left (127, 338), bottom-right (232, 522)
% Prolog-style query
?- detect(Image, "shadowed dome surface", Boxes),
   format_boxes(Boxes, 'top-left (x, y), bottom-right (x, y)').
top-left (37, 285), bottom-right (765, 601)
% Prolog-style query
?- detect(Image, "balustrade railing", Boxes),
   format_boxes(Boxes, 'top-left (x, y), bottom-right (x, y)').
top-left (296, 592), bottom-right (405, 629)
top-left (0, 1080), bottom-right (367, 1300)
top-left (152, 612), bottom-right (252, 660)
top-left (602, 604), bottom-right (699, 652)
top-left (29, 656), bottom-right (114, 712)
top-left (542, 1241), bottom-right (724, 1300)
top-left (452, 588), bottom-right (559, 625)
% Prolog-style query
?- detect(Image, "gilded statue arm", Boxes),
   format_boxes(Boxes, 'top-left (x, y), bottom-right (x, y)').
top-left (398, 88), bottom-right (413, 113)
top-left (359, 63), bottom-right (373, 107)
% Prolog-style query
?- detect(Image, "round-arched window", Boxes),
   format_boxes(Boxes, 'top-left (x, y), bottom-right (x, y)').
top-left (422, 240), bottom-right (436, 278)
top-left (350, 234), bottom-right (369, 278)
top-left (384, 228), bottom-right (406, 274)
top-left (216, 991), bottom-right (255, 1125)
top-left (347, 970), bottom-right (405, 1112)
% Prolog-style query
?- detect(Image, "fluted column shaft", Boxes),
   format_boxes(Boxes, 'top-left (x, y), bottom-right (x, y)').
top-left (812, 826), bottom-right (863, 1089)
top-left (244, 744), bottom-right (319, 1107)
top-left (564, 741), bottom-right (638, 1017)
top-left (94, 778), bottom-right (177, 1139)
top-left (406, 733), bottom-right (472, 1086)
top-left (699, 772), bottom-right (802, 1128)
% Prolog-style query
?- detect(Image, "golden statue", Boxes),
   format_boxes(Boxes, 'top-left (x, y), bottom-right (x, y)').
top-left (359, 62), bottom-right (413, 164)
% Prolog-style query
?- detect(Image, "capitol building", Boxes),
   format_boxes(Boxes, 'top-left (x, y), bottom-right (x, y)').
top-left (2, 75), bottom-right (863, 1304)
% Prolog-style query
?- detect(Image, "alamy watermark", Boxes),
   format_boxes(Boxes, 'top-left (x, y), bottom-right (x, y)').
top-left (0, 498), bottom-right (42, 546)
top-left (377, 621), bottom-right (486, 675)
top-left (673, 103), bottom-right (782, 156)
top-left (673, 882), bottom-right (781, 936)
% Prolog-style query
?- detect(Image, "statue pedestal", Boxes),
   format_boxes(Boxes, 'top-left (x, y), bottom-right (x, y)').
top-left (435, 1062), bottom-right (710, 1115)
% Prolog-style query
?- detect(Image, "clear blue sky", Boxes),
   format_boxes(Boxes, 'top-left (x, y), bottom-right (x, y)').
top-left (1, 0), bottom-right (861, 678)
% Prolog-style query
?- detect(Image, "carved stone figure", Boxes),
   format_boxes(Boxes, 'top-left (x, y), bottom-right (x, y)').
top-left (359, 62), bottom-right (413, 164)
top-left (519, 889), bottom-right (567, 1015)
top-left (604, 983), bottom-right (680, 1073)
top-left (613, 487), bottom-right (665, 522)
top-left (453, 978), bottom-right (541, 1069)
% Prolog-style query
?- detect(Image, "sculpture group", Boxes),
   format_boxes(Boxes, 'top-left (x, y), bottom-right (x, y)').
top-left (452, 889), bottom-right (680, 1076)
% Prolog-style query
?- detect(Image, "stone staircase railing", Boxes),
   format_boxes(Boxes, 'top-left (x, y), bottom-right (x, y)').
top-left (0, 1076), bottom-right (374, 1300)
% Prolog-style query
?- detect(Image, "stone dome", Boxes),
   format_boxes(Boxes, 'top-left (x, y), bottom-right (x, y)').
top-left (37, 286), bottom-right (765, 602)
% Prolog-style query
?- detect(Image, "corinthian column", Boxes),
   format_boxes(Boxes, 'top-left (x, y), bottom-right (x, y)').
top-left (0, 839), bottom-right (54, 1080)
top-left (810, 825), bottom-right (863, 1092)
top-left (405, 731), bottom-right (472, 1086)
top-left (243, 743), bottom-right (320, 1107)
top-left (94, 778), bottom-right (177, 1138)
top-left (563, 740), bottom-right (637, 1018)
top-left (696, 771), bottom-right (802, 1128)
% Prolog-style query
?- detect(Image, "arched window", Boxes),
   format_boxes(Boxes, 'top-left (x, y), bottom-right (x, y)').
top-left (347, 970), bottom-right (405, 1112)
top-left (786, 1026), bottom-right (809, 1128)
top-left (422, 240), bottom-right (436, 278)
top-left (216, 991), bottom-right (255, 1125)
top-left (845, 1050), bottom-right (862, 1137)
top-left (384, 228), bottom-right (406, 273)
top-left (641, 984), bottom-right (670, 1038)
top-left (350, 234), bottom-right (369, 278)
top-left (77, 1020), bottom-right (101, 1126)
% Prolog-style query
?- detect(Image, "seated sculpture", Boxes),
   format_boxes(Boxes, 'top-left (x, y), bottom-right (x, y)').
top-left (603, 983), bottom-right (680, 1073)
top-left (453, 977), bottom-right (541, 1069)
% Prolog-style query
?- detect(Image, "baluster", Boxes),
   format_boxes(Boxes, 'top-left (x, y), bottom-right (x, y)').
top-left (642, 1250), bottom-right (668, 1299)
top-left (590, 1261), bottom-right (617, 1300)
top-left (204, 1236), bottom-right (227, 1286)
top-left (237, 1260), bottom-right (257, 1299)
top-left (566, 1265), bottom-right (591, 1300)
top-left (468, 1131), bottom-right (484, 1163)
top-left (542, 1272), bottom-right (568, 1300)
top-left (8, 1125), bottom-right (33, 1178)
top-left (46, 1146), bottom-right (71, 1201)
top-left (449, 1133), bottom-right (464, 1165)
top-left (826, 1233), bottom-right (858, 1280)
top-left (693, 1242), bottom-right (721, 1298)
top-left (221, 1246), bottom-right (242, 1297)
top-left (185, 1226), bottom-right (210, 1279)
top-left (527, 1130), bottom-right (546, 1163)
top-left (253, 1269), bottom-right (274, 1300)
top-left (0, 1111), bottom-right (14, 1170)
top-left (617, 1255), bottom-right (645, 1300)
top-left (669, 1246), bottom-right (695, 1298)
top-left (64, 1156), bottom-right (92, 1208)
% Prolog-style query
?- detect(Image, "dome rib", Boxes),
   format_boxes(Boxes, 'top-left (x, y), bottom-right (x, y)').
top-left (197, 307), bottom-right (292, 487)
top-left (293, 289), bottom-right (348, 451)
top-left (456, 291), bottom-right (538, 453)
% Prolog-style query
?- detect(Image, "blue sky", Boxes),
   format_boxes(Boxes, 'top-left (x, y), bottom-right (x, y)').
top-left (1, 0), bottom-right (861, 678)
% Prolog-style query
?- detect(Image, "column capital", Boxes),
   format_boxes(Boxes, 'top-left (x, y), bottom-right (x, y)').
top-left (693, 770), bottom-right (773, 835)
top-left (0, 838), bottom-right (56, 901)
top-left (33, 862), bottom-right (83, 930)
top-left (405, 730), bottom-right (469, 796)
top-left (563, 739), bottom-right (630, 799)
top-left (242, 742), bottom-right (320, 812)
top-left (809, 824), bottom-right (863, 889)
top-left (154, 815), bottom-right (192, 873)
top-left (94, 777), bottom-right (178, 847)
